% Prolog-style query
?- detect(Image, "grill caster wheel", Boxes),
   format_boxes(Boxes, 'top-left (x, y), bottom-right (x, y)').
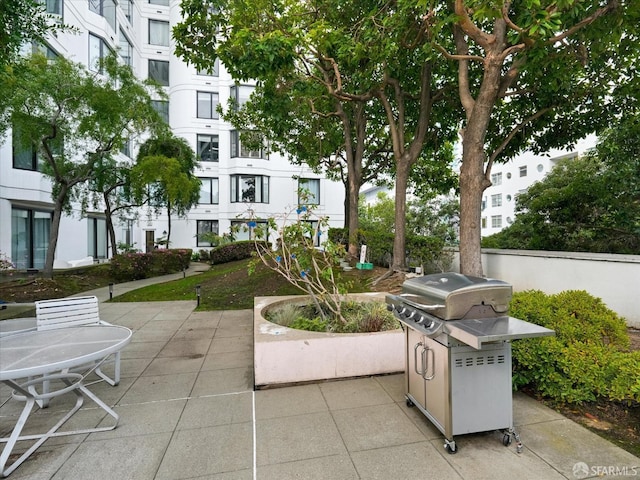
top-left (444, 441), bottom-right (457, 454)
top-left (503, 433), bottom-right (512, 446)
top-left (405, 398), bottom-right (414, 407)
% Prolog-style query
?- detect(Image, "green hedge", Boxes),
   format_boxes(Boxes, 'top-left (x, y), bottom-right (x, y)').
top-left (209, 241), bottom-right (267, 264)
top-left (511, 290), bottom-right (640, 404)
top-left (110, 248), bottom-right (191, 282)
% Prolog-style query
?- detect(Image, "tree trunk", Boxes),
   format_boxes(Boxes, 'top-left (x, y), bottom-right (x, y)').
top-left (43, 186), bottom-right (68, 278)
top-left (346, 169), bottom-right (360, 258)
top-left (458, 144), bottom-right (489, 277)
top-left (391, 159), bottom-right (410, 271)
top-left (103, 193), bottom-right (118, 257)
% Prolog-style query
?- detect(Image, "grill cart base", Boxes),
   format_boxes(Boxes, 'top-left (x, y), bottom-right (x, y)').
top-left (386, 272), bottom-right (555, 454)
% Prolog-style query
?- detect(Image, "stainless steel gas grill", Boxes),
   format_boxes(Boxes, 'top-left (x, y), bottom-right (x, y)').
top-left (386, 272), bottom-right (554, 454)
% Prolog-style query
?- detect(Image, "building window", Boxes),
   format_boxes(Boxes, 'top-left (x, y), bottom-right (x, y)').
top-left (152, 100), bottom-right (169, 124)
top-left (231, 220), bottom-right (269, 241)
top-left (198, 177), bottom-right (219, 204)
top-left (230, 175), bottom-right (269, 203)
top-left (13, 126), bottom-right (38, 171)
top-left (298, 178), bottom-right (320, 205)
top-left (33, 42), bottom-right (58, 59)
top-left (197, 91), bottom-right (219, 119)
top-left (149, 19), bottom-right (170, 46)
top-left (519, 165), bottom-right (527, 177)
top-left (44, 0), bottom-right (63, 15)
top-left (89, 33), bottom-right (111, 72)
top-left (197, 134), bottom-right (219, 162)
top-left (89, 0), bottom-right (116, 31)
top-left (491, 172), bottom-right (502, 186)
top-left (11, 207), bottom-right (51, 270)
top-left (491, 194), bottom-right (502, 207)
top-left (148, 59), bottom-right (169, 86)
top-left (537, 164), bottom-right (544, 172)
top-left (491, 215), bottom-right (502, 228)
top-left (506, 194), bottom-right (512, 202)
top-left (121, 0), bottom-right (133, 23)
top-left (230, 84), bottom-right (254, 110)
top-left (481, 217), bottom-right (487, 229)
top-left (230, 130), bottom-right (264, 159)
top-left (12, 122), bottom-right (62, 171)
top-left (119, 30), bottom-right (132, 67)
top-left (87, 217), bottom-right (107, 260)
top-left (197, 220), bottom-right (218, 247)
top-left (506, 172), bottom-right (512, 179)
top-left (120, 138), bottom-right (132, 158)
top-left (302, 220), bottom-right (321, 247)
top-left (197, 58), bottom-right (219, 77)
top-left (149, 0), bottom-right (169, 5)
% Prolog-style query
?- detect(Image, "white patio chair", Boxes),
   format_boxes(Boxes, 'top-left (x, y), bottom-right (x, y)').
top-left (35, 296), bottom-right (121, 387)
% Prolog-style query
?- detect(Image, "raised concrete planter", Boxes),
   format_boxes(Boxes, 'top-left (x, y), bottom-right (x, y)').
top-left (254, 293), bottom-right (404, 388)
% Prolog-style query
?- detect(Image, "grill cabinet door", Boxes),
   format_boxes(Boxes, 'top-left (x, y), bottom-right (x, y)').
top-left (406, 328), bottom-right (426, 409)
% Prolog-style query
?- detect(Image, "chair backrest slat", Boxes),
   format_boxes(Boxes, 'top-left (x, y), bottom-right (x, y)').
top-left (36, 296), bottom-right (101, 331)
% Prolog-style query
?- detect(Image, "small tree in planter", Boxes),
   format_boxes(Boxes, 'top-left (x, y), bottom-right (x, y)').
top-left (247, 194), bottom-right (351, 325)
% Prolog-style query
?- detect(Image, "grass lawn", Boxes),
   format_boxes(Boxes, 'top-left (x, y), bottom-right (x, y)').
top-left (111, 259), bottom-right (379, 310)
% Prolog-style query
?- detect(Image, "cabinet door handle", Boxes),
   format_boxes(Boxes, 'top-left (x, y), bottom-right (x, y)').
top-left (413, 341), bottom-right (425, 375)
top-left (423, 346), bottom-right (436, 381)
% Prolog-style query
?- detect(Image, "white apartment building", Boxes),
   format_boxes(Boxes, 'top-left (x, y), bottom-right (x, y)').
top-left (0, 0), bottom-right (345, 270)
top-left (480, 134), bottom-right (597, 237)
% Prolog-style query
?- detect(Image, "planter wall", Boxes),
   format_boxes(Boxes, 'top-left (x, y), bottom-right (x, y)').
top-left (254, 293), bottom-right (404, 388)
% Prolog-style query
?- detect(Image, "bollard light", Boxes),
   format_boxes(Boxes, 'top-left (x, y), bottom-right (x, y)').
top-left (183, 267), bottom-right (186, 278)
top-left (108, 283), bottom-right (114, 300)
top-left (196, 285), bottom-right (201, 307)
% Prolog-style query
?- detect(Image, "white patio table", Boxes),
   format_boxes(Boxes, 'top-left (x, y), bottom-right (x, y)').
top-left (0, 325), bottom-right (132, 477)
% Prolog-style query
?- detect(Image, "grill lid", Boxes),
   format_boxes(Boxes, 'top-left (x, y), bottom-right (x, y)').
top-left (401, 273), bottom-right (512, 320)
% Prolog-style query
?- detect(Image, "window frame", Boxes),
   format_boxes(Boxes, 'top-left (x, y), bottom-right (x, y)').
top-left (197, 58), bottom-right (220, 77)
top-left (89, 0), bottom-right (116, 31)
top-left (119, 29), bottom-right (133, 67)
top-left (230, 174), bottom-right (269, 203)
top-left (196, 91), bottom-right (220, 119)
top-left (198, 177), bottom-right (219, 204)
top-left (491, 193), bottom-right (502, 208)
top-left (197, 220), bottom-right (219, 247)
top-left (491, 172), bottom-right (502, 186)
top-left (89, 32), bottom-right (112, 73)
top-left (519, 165), bottom-right (528, 177)
top-left (298, 178), bottom-right (320, 205)
top-left (148, 19), bottom-right (170, 46)
top-left (148, 59), bottom-right (169, 86)
top-left (491, 215), bottom-right (502, 228)
top-left (230, 130), bottom-right (264, 159)
top-left (151, 100), bottom-right (169, 124)
top-left (197, 133), bottom-right (219, 162)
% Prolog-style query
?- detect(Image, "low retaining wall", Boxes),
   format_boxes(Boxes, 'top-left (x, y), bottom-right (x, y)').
top-left (253, 293), bottom-right (404, 388)
top-left (451, 249), bottom-right (640, 328)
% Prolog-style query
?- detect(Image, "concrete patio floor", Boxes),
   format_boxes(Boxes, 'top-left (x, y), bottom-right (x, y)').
top-left (1, 271), bottom-right (638, 479)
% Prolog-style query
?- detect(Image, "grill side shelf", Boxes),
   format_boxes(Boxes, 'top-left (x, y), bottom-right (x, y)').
top-left (445, 317), bottom-right (555, 350)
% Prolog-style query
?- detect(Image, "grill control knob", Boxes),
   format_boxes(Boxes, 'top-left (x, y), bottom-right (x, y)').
top-left (404, 310), bottom-right (415, 319)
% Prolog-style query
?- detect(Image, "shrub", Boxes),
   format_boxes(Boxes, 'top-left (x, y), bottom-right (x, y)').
top-left (149, 249), bottom-right (191, 274)
top-left (210, 241), bottom-right (265, 264)
top-left (511, 290), bottom-right (639, 404)
top-left (110, 252), bottom-right (154, 281)
top-left (197, 249), bottom-right (211, 262)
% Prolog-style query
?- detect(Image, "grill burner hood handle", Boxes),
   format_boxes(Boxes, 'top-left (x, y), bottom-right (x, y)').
top-left (398, 296), bottom-right (445, 311)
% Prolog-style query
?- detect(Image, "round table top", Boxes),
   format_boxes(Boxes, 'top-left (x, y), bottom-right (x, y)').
top-left (0, 317), bottom-right (36, 337)
top-left (0, 325), bottom-right (132, 381)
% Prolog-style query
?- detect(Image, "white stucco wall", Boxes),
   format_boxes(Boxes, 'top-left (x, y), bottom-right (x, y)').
top-left (451, 249), bottom-right (640, 328)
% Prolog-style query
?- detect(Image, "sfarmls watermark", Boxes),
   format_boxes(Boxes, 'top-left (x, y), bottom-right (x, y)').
top-left (573, 462), bottom-right (639, 478)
